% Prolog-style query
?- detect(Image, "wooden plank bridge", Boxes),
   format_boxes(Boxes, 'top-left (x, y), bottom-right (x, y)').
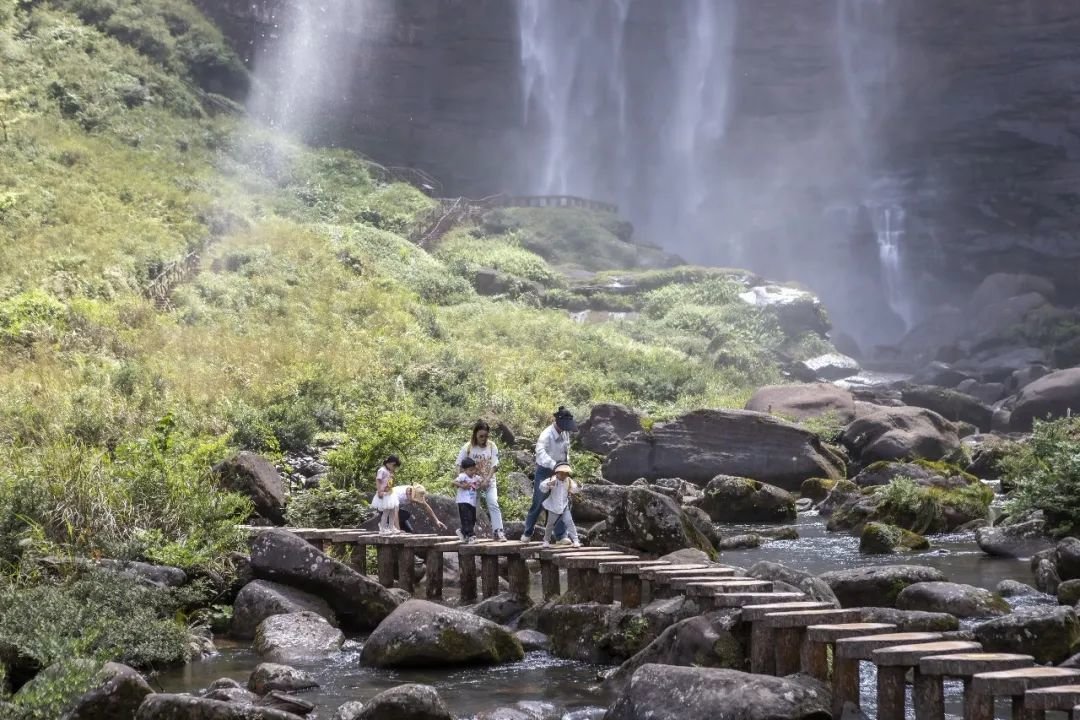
top-left (244, 527), bottom-right (1080, 720)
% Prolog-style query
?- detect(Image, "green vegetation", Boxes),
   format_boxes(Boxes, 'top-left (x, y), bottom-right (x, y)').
top-left (873, 476), bottom-right (993, 535)
top-left (1003, 417), bottom-right (1080, 535)
top-left (859, 521), bottom-right (929, 555)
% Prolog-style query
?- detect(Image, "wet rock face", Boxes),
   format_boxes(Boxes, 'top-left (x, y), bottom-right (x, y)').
top-left (974, 606), bottom-right (1080, 665)
top-left (352, 684), bottom-right (453, 720)
top-left (895, 581), bottom-right (1010, 619)
top-left (231, 579), bottom-right (338, 640)
top-left (699, 476), bottom-right (796, 524)
top-left (819, 565), bottom-right (947, 608)
top-left (253, 611), bottom-right (345, 662)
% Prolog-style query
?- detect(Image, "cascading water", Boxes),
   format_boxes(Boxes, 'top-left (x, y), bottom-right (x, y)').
top-left (871, 205), bottom-right (915, 329)
top-left (516, 1), bottom-right (736, 251)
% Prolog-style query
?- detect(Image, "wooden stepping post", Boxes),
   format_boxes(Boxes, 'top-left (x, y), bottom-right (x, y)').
top-left (712, 592), bottom-right (806, 609)
top-left (555, 553), bottom-right (630, 598)
top-left (459, 550), bottom-right (478, 603)
top-left (527, 546), bottom-right (610, 601)
top-left (760, 608), bottom-right (864, 676)
top-left (916, 653), bottom-right (1033, 720)
top-left (638, 564), bottom-right (715, 605)
top-left (426, 541), bottom-right (457, 600)
top-left (872, 641), bottom-right (982, 720)
top-left (804, 623), bottom-right (898, 682)
top-left (970, 668), bottom-right (1080, 720)
top-left (1024, 686), bottom-right (1080, 720)
top-left (740, 602), bottom-right (833, 675)
top-left (834, 632), bottom-right (945, 718)
top-left (377, 545), bottom-right (397, 588)
top-left (395, 535), bottom-right (436, 593)
top-left (508, 552), bottom-right (531, 598)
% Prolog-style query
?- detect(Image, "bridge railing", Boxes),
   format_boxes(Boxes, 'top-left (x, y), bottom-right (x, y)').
top-left (490, 194), bottom-right (618, 214)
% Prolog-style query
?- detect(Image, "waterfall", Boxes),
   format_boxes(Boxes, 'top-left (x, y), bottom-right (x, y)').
top-left (248, 0), bottom-right (379, 138)
top-left (516, 0), bottom-right (736, 246)
top-left (871, 205), bottom-right (914, 329)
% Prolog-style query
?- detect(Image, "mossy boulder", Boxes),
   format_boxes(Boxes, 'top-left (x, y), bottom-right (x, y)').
top-left (351, 684), bottom-right (453, 720)
top-left (854, 459), bottom-right (976, 489)
top-left (534, 604), bottom-right (665, 665)
top-left (800, 478), bottom-right (837, 504)
top-left (860, 522), bottom-right (930, 555)
top-left (896, 581), bottom-right (1010, 618)
top-left (1058, 579), bottom-right (1080, 606)
top-left (841, 403), bottom-right (961, 465)
top-left (829, 477), bottom-right (993, 535)
top-left (700, 476), bottom-right (796, 523)
top-left (819, 565), bottom-right (947, 608)
top-left (360, 600), bottom-right (523, 668)
top-left (602, 487), bottom-right (716, 558)
top-left (975, 606), bottom-right (1080, 664)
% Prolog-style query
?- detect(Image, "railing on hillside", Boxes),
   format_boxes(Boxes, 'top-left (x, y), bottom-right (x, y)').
top-left (491, 194), bottom-right (618, 214)
top-left (143, 250), bottom-right (201, 309)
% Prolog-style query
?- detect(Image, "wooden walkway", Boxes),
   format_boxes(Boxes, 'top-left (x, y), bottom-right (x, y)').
top-left (246, 526), bottom-right (1080, 719)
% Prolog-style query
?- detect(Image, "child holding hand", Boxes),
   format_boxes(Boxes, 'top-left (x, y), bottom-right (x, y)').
top-left (454, 457), bottom-right (481, 542)
top-left (539, 462), bottom-right (581, 547)
top-left (371, 455), bottom-right (402, 535)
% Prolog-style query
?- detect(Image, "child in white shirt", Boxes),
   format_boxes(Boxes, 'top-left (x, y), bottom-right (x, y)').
top-left (453, 457), bottom-right (481, 542)
top-left (539, 462), bottom-right (581, 547)
top-left (371, 455), bottom-right (401, 534)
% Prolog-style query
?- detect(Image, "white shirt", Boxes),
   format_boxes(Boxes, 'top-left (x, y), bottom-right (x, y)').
top-left (535, 424), bottom-right (569, 470)
top-left (456, 442), bottom-right (499, 480)
top-left (392, 486), bottom-right (410, 505)
top-left (539, 475), bottom-right (579, 513)
top-left (453, 472), bottom-right (478, 506)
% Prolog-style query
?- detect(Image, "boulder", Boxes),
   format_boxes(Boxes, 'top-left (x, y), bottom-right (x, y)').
top-left (601, 487), bottom-right (715, 557)
top-left (859, 607), bottom-right (960, 632)
top-left (971, 273), bottom-right (1055, 309)
top-left (746, 562), bottom-right (839, 607)
top-left (699, 476), bottom-right (796, 523)
top-left (841, 404), bottom-right (961, 464)
top-left (61, 662), bottom-right (152, 720)
top-left (796, 353), bottom-right (861, 382)
top-left (997, 580), bottom-right (1041, 599)
top-left (135, 694), bottom-right (303, 719)
top-left (1036, 559), bottom-right (1062, 595)
top-left (231, 580), bottom-right (337, 640)
top-left (738, 284), bottom-right (830, 337)
top-left (716, 534), bottom-right (762, 550)
top-left (572, 484), bottom-right (629, 523)
top-left (900, 385), bottom-right (994, 432)
top-left (1056, 537), bottom-right (1080, 581)
top-left (976, 520), bottom-right (1054, 560)
top-left (202, 687), bottom-right (258, 705)
top-left (513, 630), bottom-right (550, 652)
top-left (260, 693), bottom-right (314, 717)
top-left (819, 565), bottom-right (947, 608)
top-left (352, 684), bottom-right (452, 720)
top-left (213, 452), bottom-right (287, 525)
top-left (974, 606), bottom-right (1080, 664)
top-left (97, 560), bottom-right (187, 589)
top-left (471, 592), bottom-right (533, 625)
top-left (249, 529), bottom-right (398, 631)
top-left (253, 611), bottom-right (344, 662)
top-left (745, 383), bottom-right (856, 424)
top-left (852, 460), bottom-right (971, 490)
top-left (1058, 579), bottom-right (1080, 606)
top-left (578, 403), bottom-right (645, 455)
top-left (360, 600), bottom-right (523, 668)
top-left (896, 582), bottom-right (1009, 618)
top-left (817, 480), bottom-right (861, 517)
top-left (606, 664), bottom-right (831, 720)
top-left (605, 611), bottom-right (746, 693)
top-left (637, 477), bottom-right (705, 507)
top-left (603, 409), bottom-right (844, 491)
top-left (534, 603), bottom-right (668, 664)
top-left (658, 548), bottom-right (715, 566)
top-left (859, 523), bottom-right (930, 555)
top-left (1011, 368), bottom-right (1080, 431)
top-left (247, 663), bottom-right (318, 695)
top-left (476, 703), bottom-right (562, 720)
top-left (333, 702), bottom-right (366, 720)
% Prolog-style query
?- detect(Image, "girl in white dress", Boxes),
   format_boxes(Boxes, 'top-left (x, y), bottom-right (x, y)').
top-left (371, 455), bottom-right (402, 534)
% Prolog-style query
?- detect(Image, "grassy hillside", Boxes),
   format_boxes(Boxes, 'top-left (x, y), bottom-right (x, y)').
top-left (0, 0), bottom-right (838, 709)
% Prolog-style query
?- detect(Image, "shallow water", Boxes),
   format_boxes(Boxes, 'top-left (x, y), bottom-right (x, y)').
top-left (157, 515), bottom-right (1044, 719)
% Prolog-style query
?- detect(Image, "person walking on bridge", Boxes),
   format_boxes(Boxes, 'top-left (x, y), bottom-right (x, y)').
top-left (455, 420), bottom-right (507, 541)
top-left (521, 406), bottom-right (576, 542)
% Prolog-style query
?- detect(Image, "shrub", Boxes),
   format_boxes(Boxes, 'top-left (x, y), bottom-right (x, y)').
top-left (285, 484), bottom-right (371, 528)
top-left (435, 229), bottom-right (561, 286)
top-left (874, 476), bottom-right (992, 534)
top-left (1003, 417), bottom-right (1080, 535)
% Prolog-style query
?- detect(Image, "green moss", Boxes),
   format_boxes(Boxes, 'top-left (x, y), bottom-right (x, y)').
top-left (859, 521), bottom-right (929, 555)
top-left (872, 476), bottom-right (992, 534)
top-left (911, 458), bottom-right (978, 484)
top-left (800, 478), bottom-right (837, 503)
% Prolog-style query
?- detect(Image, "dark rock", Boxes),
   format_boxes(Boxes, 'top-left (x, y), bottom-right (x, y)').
top-left (1012, 365), bottom-right (1052, 393)
top-left (976, 520), bottom-right (1053, 560)
top-left (745, 383), bottom-right (856, 424)
top-left (572, 484), bottom-right (629, 523)
top-left (353, 684), bottom-right (452, 720)
top-left (914, 362), bottom-right (971, 388)
top-left (97, 560), bottom-right (188, 589)
top-left (213, 452), bottom-right (287, 525)
top-left (254, 611), bottom-right (344, 662)
top-left (896, 582), bottom-right (1009, 618)
top-left (1037, 559), bottom-right (1062, 595)
top-left (249, 529), bottom-right (398, 631)
top-left (606, 664), bottom-right (831, 720)
top-left (799, 478), bottom-right (837, 503)
top-left (997, 580), bottom-right (1041, 599)
top-left (974, 606), bottom-right (1080, 664)
top-left (658, 548), bottom-right (715, 566)
top-left (534, 604), bottom-right (664, 664)
top-left (136, 694), bottom-right (304, 719)
top-left (816, 480), bottom-right (860, 517)
top-left (819, 565), bottom-right (948, 608)
top-left (859, 523), bottom-right (930, 555)
top-left (1057, 579), bottom-right (1080, 606)
top-left (258, 692), bottom-right (313, 717)
top-left (605, 611), bottom-right (746, 693)
top-left (471, 592), bottom-right (533, 625)
top-left (964, 434), bottom-right (1021, 481)
top-left (361, 599), bottom-right (523, 667)
top-left (700, 476), bottom-right (796, 523)
top-left (603, 409), bottom-right (844, 491)
top-left (747, 562), bottom-right (839, 607)
top-left (202, 688), bottom-right (258, 705)
top-left (638, 477), bottom-right (705, 507)
top-left (247, 663), bottom-right (318, 695)
top-left (1011, 368), bottom-right (1080, 431)
top-left (578, 403), bottom-right (645, 455)
top-left (601, 487), bottom-right (715, 557)
top-left (61, 662), bottom-right (152, 720)
top-left (841, 403), bottom-right (961, 464)
top-left (333, 702), bottom-right (365, 720)
top-left (231, 580), bottom-right (337, 641)
top-left (513, 629), bottom-right (550, 651)
top-left (859, 607), bottom-right (960, 632)
top-left (716, 534), bottom-right (762, 550)
top-left (1056, 537), bottom-right (1080, 581)
top-left (900, 384), bottom-right (994, 432)
top-left (796, 353), bottom-right (861, 382)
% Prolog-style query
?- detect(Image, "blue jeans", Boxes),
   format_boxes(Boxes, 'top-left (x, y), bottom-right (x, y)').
top-left (523, 465), bottom-right (566, 540)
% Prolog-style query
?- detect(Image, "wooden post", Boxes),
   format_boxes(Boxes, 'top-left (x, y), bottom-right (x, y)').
top-left (566, 568), bottom-right (582, 597)
top-left (377, 545), bottom-right (396, 588)
top-left (963, 683), bottom-right (993, 720)
top-left (597, 573), bottom-right (615, 604)
top-left (508, 555), bottom-right (530, 598)
top-left (774, 628), bottom-right (803, 676)
top-left (801, 640), bottom-right (828, 681)
top-left (459, 551), bottom-right (478, 604)
top-left (914, 671), bottom-right (945, 720)
top-left (397, 546), bottom-right (415, 593)
top-left (833, 658), bottom-right (860, 717)
top-left (425, 547), bottom-right (443, 600)
top-left (877, 666), bottom-right (907, 720)
top-left (622, 577), bottom-right (642, 608)
top-left (751, 623), bottom-right (775, 675)
top-left (481, 555), bottom-right (500, 599)
top-left (640, 579), bottom-right (652, 604)
top-left (354, 543), bottom-right (368, 575)
top-left (541, 559), bottom-right (560, 600)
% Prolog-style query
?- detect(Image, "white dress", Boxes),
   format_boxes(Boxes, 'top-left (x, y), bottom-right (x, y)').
top-left (371, 467), bottom-right (400, 511)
